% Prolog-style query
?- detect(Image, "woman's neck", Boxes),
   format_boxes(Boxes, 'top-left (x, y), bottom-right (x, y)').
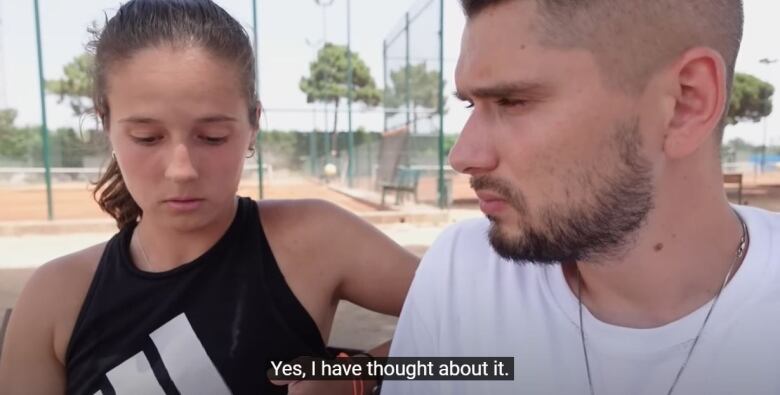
top-left (131, 197), bottom-right (239, 272)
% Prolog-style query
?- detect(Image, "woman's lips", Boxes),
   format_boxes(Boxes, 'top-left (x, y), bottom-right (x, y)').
top-left (164, 198), bottom-right (203, 212)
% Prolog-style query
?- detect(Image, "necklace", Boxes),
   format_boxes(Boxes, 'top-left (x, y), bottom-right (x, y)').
top-left (134, 228), bottom-right (153, 271)
top-left (576, 212), bottom-right (749, 395)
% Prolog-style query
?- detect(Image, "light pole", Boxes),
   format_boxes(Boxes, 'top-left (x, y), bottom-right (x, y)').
top-left (437, 0), bottom-right (445, 208)
top-left (346, 0), bottom-right (354, 187)
top-left (759, 58), bottom-right (777, 173)
top-left (305, 38), bottom-right (322, 177)
top-left (251, 0), bottom-right (263, 199)
top-left (34, 0), bottom-right (53, 220)
top-left (314, 0), bottom-right (335, 165)
top-left (0, 0), bottom-right (7, 109)
top-left (314, 0), bottom-right (335, 43)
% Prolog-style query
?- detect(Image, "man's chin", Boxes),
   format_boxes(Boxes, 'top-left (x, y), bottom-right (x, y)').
top-left (487, 222), bottom-right (526, 260)
top-left (487, 223), bottom-right (573, 265)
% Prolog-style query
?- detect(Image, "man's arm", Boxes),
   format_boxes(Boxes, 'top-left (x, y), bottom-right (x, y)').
top-left (380, 290), bottom-right (440, 394)
top-left (381, 223), bottom-right (463, 395)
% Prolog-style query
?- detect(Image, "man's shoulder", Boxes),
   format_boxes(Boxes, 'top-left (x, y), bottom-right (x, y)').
top-left (413, 217), bottom-right (533, 291)
top-left (436, 217), bottom-right (492, 245)
top-left (736, 205), bottom-right (780, 243)
top-left (419, 217), bottom-right (493, 267)
top-left (734, 205), bottom-right (780, 288)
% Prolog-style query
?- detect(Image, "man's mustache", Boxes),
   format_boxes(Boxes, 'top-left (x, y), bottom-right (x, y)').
top-left (470, 175), bottom-right (526, 211)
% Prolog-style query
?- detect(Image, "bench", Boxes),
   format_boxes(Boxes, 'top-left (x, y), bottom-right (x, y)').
top-left (723, 173), bottom-right (743, 204)
top-left (0, 308), bottom-right (10, 360)
top-left (381, 167), bottom-right (422, 206)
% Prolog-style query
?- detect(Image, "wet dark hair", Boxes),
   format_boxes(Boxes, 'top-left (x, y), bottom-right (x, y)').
top-left (91, 0), bottom-right (258, 229)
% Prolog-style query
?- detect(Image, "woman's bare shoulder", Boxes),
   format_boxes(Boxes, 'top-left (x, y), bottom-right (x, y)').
top-left (29, 241), bottom-right (107, 303)
top-left (257, 198), bottom-right (362, 236)
top-left (14, 241), bottom-right (108, 362)
top-left (0, 240), bottom-right (109, 394)
top-left (256, 198), bottom-right (417, 314)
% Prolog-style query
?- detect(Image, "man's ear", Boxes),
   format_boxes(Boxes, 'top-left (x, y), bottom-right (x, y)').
top-left (663, 47), bottom-right (728, 159)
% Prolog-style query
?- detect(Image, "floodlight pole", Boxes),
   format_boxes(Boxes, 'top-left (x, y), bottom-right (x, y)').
top-left (347, 0), bottom-right (354, 187)
top-left (34, 0), bottom-right (53, 220)
top-left (759, 58), bottom-right (777, 173)
top-left (437, 0), bottom-right (446, 208)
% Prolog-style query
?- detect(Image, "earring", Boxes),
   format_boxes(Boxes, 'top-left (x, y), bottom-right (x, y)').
top-left (111, 151), bottom-right (117, 160)
top-left (246, 147), bottom-right (256, 159)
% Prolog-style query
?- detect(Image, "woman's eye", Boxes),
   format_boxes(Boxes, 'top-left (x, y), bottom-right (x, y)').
top-left (131, 135), bottom-right (162, 145)
top-left (464, 101), bottom-right (474, 109)
top-left (200, 135), bottom-right (228, 145)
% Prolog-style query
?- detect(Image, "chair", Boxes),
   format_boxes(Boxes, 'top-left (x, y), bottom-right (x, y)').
top-left (723, 173), bottom-right (743, 204)
top-left (381, 167), bottom-right (422, 206)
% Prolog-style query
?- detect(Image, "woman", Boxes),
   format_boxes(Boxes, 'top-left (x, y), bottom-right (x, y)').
top-left (0, 1), bottom-right (417, 394)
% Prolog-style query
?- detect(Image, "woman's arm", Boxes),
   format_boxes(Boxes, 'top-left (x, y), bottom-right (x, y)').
top-left (319, 203), bottom-right (419, 316)
top-left (261, 200), bottom-right (419, 394)
top-left (0, 262), bottom-right (68, 394)
top-left (310, 203), bottom-right (418, 395)
top-left (0, 245), bottom-right (100, 394)
top-left (260, 199), bottom-right (419, 320)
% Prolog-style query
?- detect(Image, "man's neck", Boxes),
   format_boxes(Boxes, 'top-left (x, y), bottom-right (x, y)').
top-left (563, 182), bottom-right (745, 329)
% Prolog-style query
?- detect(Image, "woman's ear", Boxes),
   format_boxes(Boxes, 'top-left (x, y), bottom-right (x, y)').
top-left (97, 111), bottom-right (110, 133)
top-left (254, 100), bottom-right (262, 130)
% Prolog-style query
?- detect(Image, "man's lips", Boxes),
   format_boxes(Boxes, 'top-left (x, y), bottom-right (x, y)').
top-left (475, 190), bottom-right (505, 202)
top-left (475, 190), bottom-right (509, 215)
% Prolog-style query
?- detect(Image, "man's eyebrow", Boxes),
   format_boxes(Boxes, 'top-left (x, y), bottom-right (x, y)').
top-left (455, 81), bottom-right (547, 100)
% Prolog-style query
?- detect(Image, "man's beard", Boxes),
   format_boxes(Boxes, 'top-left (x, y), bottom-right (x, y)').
top-left (476, 118), bottom-right (654, 264)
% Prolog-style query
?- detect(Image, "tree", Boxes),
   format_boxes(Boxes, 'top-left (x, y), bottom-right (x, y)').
top-left (727, 72), bottom-right (774, 125)
top-left (386, 64), bottom-right (440, 109)
top-left (46, 53), bottom-right (95, 118)
top-left (724, 137), bottom-right (755, 152)
top-left (384, 63), bottom-right (447, 134)
top-left (299, 43), bottom-right (381, 154)
top-left (0, 108), bottom-right (16, 130)
top-left (0, 109), bottom-right (41, 163)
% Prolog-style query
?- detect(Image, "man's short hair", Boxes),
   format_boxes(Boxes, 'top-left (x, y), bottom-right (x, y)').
top-left (460, 0), bottom-right (744, 137)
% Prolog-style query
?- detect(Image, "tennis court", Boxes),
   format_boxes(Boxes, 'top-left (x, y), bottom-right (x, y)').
top-left (0, 174), bottom-right (382, 222)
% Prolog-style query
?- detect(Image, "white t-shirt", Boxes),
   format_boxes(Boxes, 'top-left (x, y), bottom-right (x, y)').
top-left (385, 206), bottom-right (780, 395)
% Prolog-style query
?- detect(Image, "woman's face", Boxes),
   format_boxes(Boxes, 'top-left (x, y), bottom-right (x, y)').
top-left (106, 45), bottom-right (257, 231)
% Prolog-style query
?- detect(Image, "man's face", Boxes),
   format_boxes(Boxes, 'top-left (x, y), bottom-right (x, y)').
top-left (450, 1), bottom-right (657, 263)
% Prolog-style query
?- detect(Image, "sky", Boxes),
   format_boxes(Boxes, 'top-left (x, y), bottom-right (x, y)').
top-left (0, 0), bottom-right (778, 145)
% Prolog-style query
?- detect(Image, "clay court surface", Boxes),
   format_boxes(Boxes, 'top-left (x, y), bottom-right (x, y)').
top-left (0, 176), bottom-right (381, 222)
top-left (0, 172), bottom-right (448, 349)
top-left (2, 172), bottom-right (780, 350)
top-left (0, 172), bottom-right (478, 222)
top-left (2, 171), bottom-right (780, 221)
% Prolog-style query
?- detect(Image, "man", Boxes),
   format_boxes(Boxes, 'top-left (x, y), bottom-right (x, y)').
top-left (384, 0), bottom-right (780, 394)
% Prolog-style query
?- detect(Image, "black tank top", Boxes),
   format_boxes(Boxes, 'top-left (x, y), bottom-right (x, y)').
top-left (65, 197), bottom-right (329, 394)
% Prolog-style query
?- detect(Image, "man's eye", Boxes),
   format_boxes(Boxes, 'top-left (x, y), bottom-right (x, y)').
top-left (464, 101), bottom-right (475, 109)
top-left (496, 98), bottom-right (527, 107)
